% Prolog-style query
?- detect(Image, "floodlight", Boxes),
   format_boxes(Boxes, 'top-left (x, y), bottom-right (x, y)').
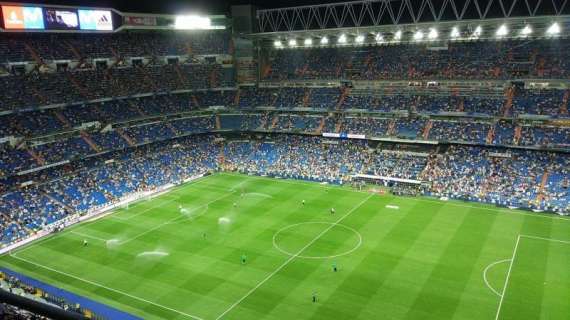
top-left (174, 15), bottom-right (212, 30)
top-left (473, 26), bottom-right (482, 38)
top-left (520, 25), bottom-right (532, 36)
top-left (394, 30), bottom-right (402, 41)
top-left (496, 24), bottom-right (508, 37)
top-left (355, 34), bottom-right (365, 43)
top-left (375, 33), bottom-right (384, 43)
top-left (450, 27), bottom-right (460, 38)
top-left (288, 39), bottom-right (297, 47)
top-left (304, 38), bottom-right (313, 46)
top-left (274, 40), bottom-right (283, 48)
top-left (413, 30), bottom-right (424, 41)
top-left (428, 28), bottom-right (438, 40)
top-left (320, 36), bottom-right (329, 45)
top-left (338, 34), bottom-right (347, 44)
top-left (547, 23), bottom-right (561, 35)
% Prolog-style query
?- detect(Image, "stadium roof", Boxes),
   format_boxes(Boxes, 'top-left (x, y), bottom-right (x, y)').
top-left (251, 0), bottom-right (569, 47)
top-left (256, 0), bottom-right (570, 32)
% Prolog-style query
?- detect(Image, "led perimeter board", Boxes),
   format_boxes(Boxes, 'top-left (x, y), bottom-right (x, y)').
top-left (1, 5), bottom-right (114, 31)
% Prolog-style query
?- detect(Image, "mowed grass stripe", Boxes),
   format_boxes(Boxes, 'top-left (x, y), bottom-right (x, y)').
top-left (252, 195), bottom-right (390, 320)
top-left (4, 175), bottom-right (251, 319)
top-left (356, 200), bottom-right (471, 319)
top-left (497, 215), bottom-right (553, 320)
top-left (213, 192), bottom-right (373, 320)
top-left (1, 173), bottom-right (570, 320)
top-left (273, 195), bottom-right (397, 320)
top-left (303, 199), bottom-right (438, 320)
top-left (451, 208), bottom-right (526, 320)
top-left (541, 240), bottom-right (570, 320)
top-left (403, 206), bottom-right (500, 320)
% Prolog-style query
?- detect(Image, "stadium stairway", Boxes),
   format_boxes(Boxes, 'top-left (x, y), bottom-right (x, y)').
top-left (23, 43), bottom-right (45, 68)
top-left (336, 87), bottom-right (350, 110)
top-left (41, 191), bottom-right (75, 215)
top-left (234, 88), bottom-right (241, 106)
top-left (65, 72), bottom-right (91, 99)
top-left (25, 148), bottom-right (46, 167)
top-left (12, 121), bottom-right (26, 137)
top-left (457, 97), bottom-right (465, 112)
top-left (315, 117), bottom-right (326, 134)
top-left (64, 40), bottom-right (83, 61)
top-left (501, 86), bottom-right (515, 117)
top-left (536, 171), bottom-right (550, 202)
top-left (30, 88), bottom-right (48, 105)
top-left (109, 48), bottom-right (124, 68)
top-left (215, 115), bottom-right (222, 130)
top-left (513, 125), bottom-right (523, 145)
top-left (334, 117), bottom-right (343, 133)
top-left (140, 67), bottom-right (159, 92)
top-left (174, 65), bottom-right (188, 86)
top-left (53, 110), bottom-right (72, 129)
top-left (261, 63), bottom-right (272, 78)
top-left (80, 131), bottom-right (102, 153)
top-left (300, 64), bottom-right (309, 77)
top-left (166, 122), bottom-right (180, 136)
top-left (126, 100), bottom-right (147, 118)
top-left (191, 94), bottom-right (200, 108)
top-left (115, 128), bottom-right (137, 146)
top-left (561, 90), bottom-right (569, 115)
top-left (335, 64), bottom-right (343, 78)
top-left (209, 69), bottom-right (219, 88)
top-left (387, 119), bottom-right (396, 136)
top-left (270, 115), bottom-right (280, 130)
top-left (303, 88), bottom-right (312, 107)
top-left (422, 120), bottom-right (433, 140)
top-left (486, 124), bottom-right (496, 144)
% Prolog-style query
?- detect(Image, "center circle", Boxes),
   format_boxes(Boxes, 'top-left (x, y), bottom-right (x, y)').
top-left (272, 222), bottom-right (362, 259)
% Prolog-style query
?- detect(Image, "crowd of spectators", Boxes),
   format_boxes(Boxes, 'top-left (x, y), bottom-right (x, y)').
top-left (223, 135), bottom-right (369, 183)
top-left (0, 31), bottom-right (230, 63)
top-left (0, 135), bottom-right (219, 245)
top-left (264, 39), bottom-right (570, 81)
top-left (1, 133), bottom-right (569, 247)
top-left (1, 31), bottom-right (570, 250)
top-left (1, 64), bottom-right (231, 111)
top-left (367, 152), bottom-right (428, 180)
top-left (421, 146), bottom-right (569, 212)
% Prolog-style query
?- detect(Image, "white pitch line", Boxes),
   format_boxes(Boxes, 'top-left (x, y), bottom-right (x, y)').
top-left (8, 254), bottom-right (204, 320)
top-left (119, 188), bottom-right (239, 245)
top-left (483, 259), bottom-right (511, 297)
top-left (114, 197), bottom-right (180, 221)
top-left (495, 235), bottom-right (521, 320)
top-left (220, 173), bottom-right (570, 223)
top-left (520, 234), bottom-right (570, 245)
top-left (70, 231), bottom-right (108, 242)
top-left (215, 193), bottom-right (373, 320)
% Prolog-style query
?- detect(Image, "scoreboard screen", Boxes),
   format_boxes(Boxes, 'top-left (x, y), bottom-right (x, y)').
top-left (44, 8), bottom-right (79, 30)
top-left (2, 6), bottom-right (45, 29)
top-left (78, 10), bottom-right (113, 31)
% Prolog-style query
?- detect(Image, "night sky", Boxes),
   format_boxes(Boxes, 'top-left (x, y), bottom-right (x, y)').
top-left (7, 0), bottom-right (345, 15)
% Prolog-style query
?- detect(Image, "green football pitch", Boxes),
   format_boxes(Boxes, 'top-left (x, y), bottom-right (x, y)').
top-left (1, 173), bottom-right (570, 320)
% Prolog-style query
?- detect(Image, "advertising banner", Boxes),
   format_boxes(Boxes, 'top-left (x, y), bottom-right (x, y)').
top-left (78, 9), bottom-right (112, 30)
top-left (124, 15), bottom-right (157, 26)
top-left (2, 6), bottom-right (44, 29)
top-left (44, 8), bottom-right (79, 30)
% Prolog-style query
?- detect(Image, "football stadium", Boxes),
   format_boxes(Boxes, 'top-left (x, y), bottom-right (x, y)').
top-left (0, 0), bottom-right (569, 319)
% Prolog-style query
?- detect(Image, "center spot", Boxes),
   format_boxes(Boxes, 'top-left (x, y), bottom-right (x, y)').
top-left (273, 222), bottom-right (362, 259)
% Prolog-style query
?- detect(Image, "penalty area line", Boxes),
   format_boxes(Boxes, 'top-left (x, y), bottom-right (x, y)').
top-left (8, 254), bottom-right (204, 320)
top-left (70, 231), bottom-right (108, 242)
